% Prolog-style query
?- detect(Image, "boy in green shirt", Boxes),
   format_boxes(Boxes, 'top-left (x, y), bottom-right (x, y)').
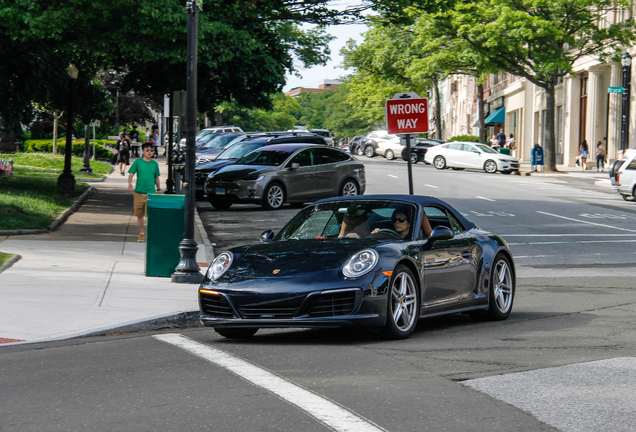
top-left (128, 142), bottom-right (161, 242)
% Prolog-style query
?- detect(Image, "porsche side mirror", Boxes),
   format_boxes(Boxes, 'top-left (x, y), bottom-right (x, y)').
top-left (260, 229), bottom-right (275, 243)
top-left (428, 226), bottom-right (454, 243)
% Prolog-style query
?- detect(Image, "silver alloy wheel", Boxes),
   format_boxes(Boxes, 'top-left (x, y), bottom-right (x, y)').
top-left (484, 160), bottom-right (498, 173)
top-left (410, 152), bottom-right (418, 164)
top-left (357, 146), bottom-right (364, 156)
top-left (364, 146), bottom-right (375, 157)
top-left (492, 258), bottom-right (513, 314)
top-left (433, 155), bottom-right (446, 169)
top-left (267, 184), bottom-right (284, 209)
top-left (389, 271), bottom-right (418, 332)
top-left (341, 180), bottom-right (358, 196)
top-left (385, 149), bottom-right (394, 160)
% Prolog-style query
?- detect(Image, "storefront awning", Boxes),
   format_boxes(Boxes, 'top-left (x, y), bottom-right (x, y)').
top-left (484, 107), bottom-right (506, 125)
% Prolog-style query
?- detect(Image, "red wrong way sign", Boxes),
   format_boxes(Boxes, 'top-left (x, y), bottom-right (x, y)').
top-left (386, 95), bottom-right (429, 135)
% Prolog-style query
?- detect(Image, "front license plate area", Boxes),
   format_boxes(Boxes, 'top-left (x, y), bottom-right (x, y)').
top-left (216, 188), bottom-right (226, 195)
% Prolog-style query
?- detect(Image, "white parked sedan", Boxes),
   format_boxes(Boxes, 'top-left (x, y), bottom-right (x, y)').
top-left (424, 141), bottom-right (520, 174)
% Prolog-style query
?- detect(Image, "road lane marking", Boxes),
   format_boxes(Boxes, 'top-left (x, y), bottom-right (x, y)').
top-left (475, 196), bottom-right (495, 201)
top-left (423, 184), bottom-right (438, 188)
top-left (154, 334), bottom-right (388, 432)
top-left (508, 240), bottom-right (636, 246)
top-left (388, 175), bottom-right (399, 179)
top-left (536, 211), bottom-right (636, 233)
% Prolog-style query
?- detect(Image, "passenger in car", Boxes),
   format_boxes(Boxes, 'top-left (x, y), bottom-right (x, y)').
top-left (339, 211), bottom-right (372, 238)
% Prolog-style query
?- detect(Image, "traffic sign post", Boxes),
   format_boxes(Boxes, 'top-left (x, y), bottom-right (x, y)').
top-left (386, 93), bottom-right (429, 195)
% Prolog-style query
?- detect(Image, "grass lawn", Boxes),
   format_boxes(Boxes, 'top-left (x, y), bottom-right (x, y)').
top-left (0, 251), bottom-right (13, 267)
top-left (1, 153), bottom-right (113, 178)
top-left (0, 153), bottom-right (99, 230)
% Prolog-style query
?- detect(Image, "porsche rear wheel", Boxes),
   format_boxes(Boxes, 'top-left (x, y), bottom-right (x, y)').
top-left (380, 265), bottom-right (419, 339)
top-left (487, 254), bottom-right (515, 320)
top-left (215, 328), bottom-right (259, 339)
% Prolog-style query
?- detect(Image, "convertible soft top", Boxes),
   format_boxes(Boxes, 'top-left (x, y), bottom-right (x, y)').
top-left (315, 194), bottom-right (475, 231)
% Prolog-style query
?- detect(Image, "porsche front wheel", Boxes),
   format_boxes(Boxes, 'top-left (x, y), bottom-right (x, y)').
top-left (380, 265), bottom-right (419, 339)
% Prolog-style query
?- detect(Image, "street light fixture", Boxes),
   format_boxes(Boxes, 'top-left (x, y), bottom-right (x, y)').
top-left (57, 64), bottom-right (78, 191)
top-left (621, 52), bottom-right (632, 153)
top-left (172, 0), bottom-right (203, 283)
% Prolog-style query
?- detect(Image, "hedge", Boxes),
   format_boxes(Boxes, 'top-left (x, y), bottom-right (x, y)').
top-left (448, 135), bottom-right (480, 143)
top-left (23, 139), bottom-right (116, 160)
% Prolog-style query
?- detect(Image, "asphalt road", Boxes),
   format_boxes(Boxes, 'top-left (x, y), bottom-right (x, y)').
top-left (2, 156), bottom-right (636, 432)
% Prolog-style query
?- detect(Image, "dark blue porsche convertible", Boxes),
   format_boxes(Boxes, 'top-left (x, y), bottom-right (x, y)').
top-left (199, 195), bottom-right (515, 340)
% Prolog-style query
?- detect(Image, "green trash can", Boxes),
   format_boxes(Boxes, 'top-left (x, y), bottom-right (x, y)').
top-left (498, 147), bottom-right (511, 156)
top-left (146, 194), bottom-right (185, 277)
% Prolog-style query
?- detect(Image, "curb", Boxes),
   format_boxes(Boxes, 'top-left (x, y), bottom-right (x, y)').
top-left (0, 311), bottom-right (201, 347)
top-left (0, 185), bottom-right (95, 236)
top-left (50, 185), bottom-right (95, 231)
top-left (0, 253), bottom-right (21, 274)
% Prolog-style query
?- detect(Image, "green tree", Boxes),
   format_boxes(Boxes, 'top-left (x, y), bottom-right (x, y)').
top-left (408, 0), bottom-right (636, 170)
top-left (0, 0), bottom-right (364, 141)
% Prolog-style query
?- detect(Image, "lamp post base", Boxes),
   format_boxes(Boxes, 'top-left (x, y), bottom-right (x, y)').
top-left (79, 166), bottom-right (93, 174)
top-left (171, 238), bottom-right (204, 284)
top-left (57, 174), bottom-right (76, 192)
top-left (165, 177), bottom-right (176, 194)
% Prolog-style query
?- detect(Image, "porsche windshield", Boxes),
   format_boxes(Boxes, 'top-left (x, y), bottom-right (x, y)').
top-left (276, 201), bottom-right (417, 241)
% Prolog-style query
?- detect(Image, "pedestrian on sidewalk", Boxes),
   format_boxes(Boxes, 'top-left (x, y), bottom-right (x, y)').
top-left (579, 140), bottom-right (589, 170)
top-left (129, 126), bottom-right (140, 157)
top-left (496, 128), bottom-right (506, 148)
top-left (596, 141), bottom-right (606, 172)
top-left (128, 142), bottom-right (161, 242)
top-left (114, 133), bottom-right (131, 176)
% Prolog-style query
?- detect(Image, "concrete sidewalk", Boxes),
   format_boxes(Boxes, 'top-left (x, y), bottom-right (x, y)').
top-left (520, 161), bottom-right (613, 189)
top-left (0, 155), bottom-right (210, 345)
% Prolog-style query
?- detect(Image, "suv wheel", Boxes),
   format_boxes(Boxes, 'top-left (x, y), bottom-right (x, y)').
top-left (262, 183), bottom-right (285, 210)
top-left (364, 145), bottom-right (375, 158)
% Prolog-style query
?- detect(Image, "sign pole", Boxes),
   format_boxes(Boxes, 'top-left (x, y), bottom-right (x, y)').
top-left (405, 134), bottom-right (414, 195)
top-left (92, 123), bottom-right (96, 160)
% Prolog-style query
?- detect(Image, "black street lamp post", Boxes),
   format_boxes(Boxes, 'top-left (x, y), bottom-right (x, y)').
top-left (57, 64), bottom-right (78, 191)
top-left (172, 0), bottom-right (203, 283)
top-left (80, 124), bottom-right (93, 174)
top-left (621, 52), bottom-right (632, 153)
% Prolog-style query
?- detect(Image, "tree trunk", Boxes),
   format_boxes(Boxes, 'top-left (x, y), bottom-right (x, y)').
top-left (432, 75), bottom-right (442, 140)
top-left (477, 83), bottom-right (486, 143)
top-left (544, 85), bottom-right (557, 171)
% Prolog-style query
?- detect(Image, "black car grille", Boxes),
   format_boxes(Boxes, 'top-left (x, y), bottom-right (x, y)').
top-left (510, 163), bottom-right (520, 168)
top-left (308, 291), bottom-right (357, 317)
top-left (238, 306), bottom-right (298, 319)
top-left (201, 294), bottom-right (236, 318)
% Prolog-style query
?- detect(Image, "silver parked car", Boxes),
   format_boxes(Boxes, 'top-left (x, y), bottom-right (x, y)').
top-left (204, 143), bottom-right (365, 210)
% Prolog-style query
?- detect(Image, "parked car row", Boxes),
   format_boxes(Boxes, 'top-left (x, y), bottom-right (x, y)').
top-left (349, 130), bottom-right (446, 164)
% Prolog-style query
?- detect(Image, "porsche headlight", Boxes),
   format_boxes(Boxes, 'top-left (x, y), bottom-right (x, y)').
top-left (209, 252), bottom-right (233, 280)
top-left (342, 249), bottom-right (378, 278)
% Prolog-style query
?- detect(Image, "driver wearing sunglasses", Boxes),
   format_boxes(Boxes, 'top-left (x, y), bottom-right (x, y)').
top-left (371, 206), bottom-right (432, 239)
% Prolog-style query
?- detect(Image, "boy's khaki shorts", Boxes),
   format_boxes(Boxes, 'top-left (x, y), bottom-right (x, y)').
top-left (133, 192), bottom-right (148, 217)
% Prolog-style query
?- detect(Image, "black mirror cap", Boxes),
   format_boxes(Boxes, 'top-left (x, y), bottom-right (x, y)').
top-left (260, 229), bottom-right (275, 243)
top-left (428, 226), bottom-right (454, 243)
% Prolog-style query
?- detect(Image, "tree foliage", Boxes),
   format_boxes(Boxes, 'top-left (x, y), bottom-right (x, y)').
top-left (0, 0), bottom-right (365, 138)
top-left (405, 0), bottom-right (636, 169)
